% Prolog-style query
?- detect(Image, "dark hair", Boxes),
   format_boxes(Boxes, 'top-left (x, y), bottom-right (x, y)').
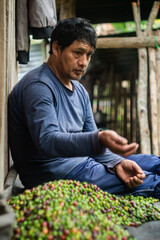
top-left (49, 18), bottom-right (97, 54)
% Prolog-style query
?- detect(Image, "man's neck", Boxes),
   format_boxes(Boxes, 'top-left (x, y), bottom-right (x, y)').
top-left (47, 58), bottom-right (73, 91)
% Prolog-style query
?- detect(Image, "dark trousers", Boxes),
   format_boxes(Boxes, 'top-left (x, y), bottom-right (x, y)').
top-left (64, 154), bottom-right (160, 199)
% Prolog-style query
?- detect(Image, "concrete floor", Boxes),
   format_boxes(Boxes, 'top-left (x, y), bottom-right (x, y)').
top-left (127, 202), bottom-right (160, 240)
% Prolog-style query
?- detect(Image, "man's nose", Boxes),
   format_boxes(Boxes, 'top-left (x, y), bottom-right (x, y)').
top-left (78, 55), bottom-right (88, 67)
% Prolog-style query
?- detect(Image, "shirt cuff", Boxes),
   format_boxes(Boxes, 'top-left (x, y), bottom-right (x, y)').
top-left (91, 130), bottom-right (106, 155)
top-left (103, 158), bottom-right (124, 174)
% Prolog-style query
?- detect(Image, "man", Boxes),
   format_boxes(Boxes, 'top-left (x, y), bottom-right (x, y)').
top-left (8, 18), bottom-right (160, 198)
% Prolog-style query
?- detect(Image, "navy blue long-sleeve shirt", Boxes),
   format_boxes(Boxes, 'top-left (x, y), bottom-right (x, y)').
top-left (8, 63), bottom-right (123, 188)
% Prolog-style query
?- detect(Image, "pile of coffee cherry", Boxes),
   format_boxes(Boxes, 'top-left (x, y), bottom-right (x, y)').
top-left (8, 179), bottom-right (160, 240)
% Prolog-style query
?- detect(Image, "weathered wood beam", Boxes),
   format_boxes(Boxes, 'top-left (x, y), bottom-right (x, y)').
top-left (149, 48), bottom-right (158, 155)
top-left (145, 1), bottom-right (160, 36)
top-left (132, 1), bottom-right (151, 154)
top-left (146, 1), bottom-right (160, 155)
top-left (147, 1), bottom-right (160, 155)
top-left (96, 36), bottom-right (160, 49)
top-left (0, 0), bottom-right (17, 191)
top-left (137, 48), bottom-right (151, 154)
top-left (59, 0), bottom-right (75, 20)
top-left (132, 2), bottom-right (142, 37)
top-left (156, 49), bottom-right (160, 155)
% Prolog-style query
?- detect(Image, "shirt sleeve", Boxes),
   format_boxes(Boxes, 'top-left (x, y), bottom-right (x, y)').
top-left (82, 94), bottom-right (98, 132)
top-left (93, 147), bottom-right (124, 174)
top-left (22, 82), bottom-right (105, 158)
top-left (82, 90), bottom-right (123, 171)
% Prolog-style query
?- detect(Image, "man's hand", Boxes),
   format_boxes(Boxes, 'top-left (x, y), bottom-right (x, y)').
top-left (115, 159), bottom-right (146, 188)
top-left (98, 130), bottom-right (139, 157)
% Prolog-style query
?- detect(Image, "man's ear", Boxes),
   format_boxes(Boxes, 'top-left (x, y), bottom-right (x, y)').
top-left (52, 41), bottom-right (61, 56)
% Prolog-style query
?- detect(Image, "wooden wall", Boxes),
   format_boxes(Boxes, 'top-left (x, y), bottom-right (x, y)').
top-left (0, 0), bottom-right (17, 191)
top-left (81, 48), bottom-right (140, 150)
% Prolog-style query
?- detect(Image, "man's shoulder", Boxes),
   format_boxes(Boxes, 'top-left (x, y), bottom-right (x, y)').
top-left (18, 63), bottom-right (56, 90)
top-left (9, 63), bottom-right (55, 100)
top-left (72, 80), bottom-right (88, 96)
top-left (72, 80), bottom-right (86, 90)
top-left (23, 63), bottom-right (52, 82)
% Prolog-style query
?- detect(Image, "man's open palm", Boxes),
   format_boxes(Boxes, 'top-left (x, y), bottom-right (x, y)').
top-left (98, 130), bottom-right (139, 157)
top-left (115, 159), bottom-right (146, 188)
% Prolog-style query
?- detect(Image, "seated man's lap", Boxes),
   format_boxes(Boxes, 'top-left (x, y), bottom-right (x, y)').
top-left (64, 157), bottom-right (126, 194)
top-left (127, 154), bottom-right (160, 174)
top-left (64, 157), bottom-right (160, 198)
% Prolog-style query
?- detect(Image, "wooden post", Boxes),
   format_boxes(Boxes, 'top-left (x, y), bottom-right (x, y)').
top-left (59, 0), bottom-right (75, 20)
top-left (146, 1), bottom-right (160, 155)
top-left (156, 48), bottom-right (160, 155)
top-left (138, 48), bottom-right (151, 153)
top-left (144, 1), bottom-right (160, 36)
top-left (0, 0), bottom-right (17, 191)
top-left (114, 74), bottom-right (120, 131)
top-left (148, 48), bottom-right (158, 155)
top-left (132, 2), bottom-right (151, 154)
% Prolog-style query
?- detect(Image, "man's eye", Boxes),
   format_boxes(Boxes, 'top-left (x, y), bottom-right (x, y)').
top-left (74, 51), bottom-right (81, 55)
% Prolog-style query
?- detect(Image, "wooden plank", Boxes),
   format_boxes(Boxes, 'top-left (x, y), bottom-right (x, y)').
top-left (130, 72), bottom-right (134, 143)
top-left (59, 0), bottom-right (75, 19)
top-left (145, 1), bottom-right (160, 36)
top-left (156, 48), bottom-right (160, 155)
top-left (96, 36), bottom-right (160, 49)
top-left (114, 74), bottom-right (120, 131)
top-left (0, 0), bottom-right (7, 192)
top-left (137, 48), bottom-right (151, 153)
top-left (148, 48), bottom-right (158, 155)
top-left (146, 1), bottom-right (160, 154)
top-left (132, 1), bottom-right (151, 154)
top-left (0, 0), bottom-right (17, 192)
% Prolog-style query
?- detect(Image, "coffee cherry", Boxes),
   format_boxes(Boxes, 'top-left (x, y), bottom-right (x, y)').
top-left (8, 179), bottom-right (160, 240)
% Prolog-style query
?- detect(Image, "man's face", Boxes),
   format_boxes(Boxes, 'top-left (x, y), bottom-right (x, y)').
top-left (56, 40), bottom-right (94, 81)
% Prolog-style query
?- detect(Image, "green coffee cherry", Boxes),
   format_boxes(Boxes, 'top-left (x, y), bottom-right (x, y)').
top-left (7, 180), bottom-right (160, 240)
